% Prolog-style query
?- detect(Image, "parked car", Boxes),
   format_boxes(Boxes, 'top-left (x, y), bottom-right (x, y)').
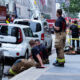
top-left (0, 23), bottom-right (37, 59)
top-left (13, 19), bottom-right (52, 52)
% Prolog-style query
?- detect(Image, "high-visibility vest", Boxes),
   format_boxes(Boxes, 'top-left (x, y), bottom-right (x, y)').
top-left (6, 19), bottom-right (10, 23)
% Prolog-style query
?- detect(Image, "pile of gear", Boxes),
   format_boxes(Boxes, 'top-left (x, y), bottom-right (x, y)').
top-left (64, 46), bottom-right (80, 55)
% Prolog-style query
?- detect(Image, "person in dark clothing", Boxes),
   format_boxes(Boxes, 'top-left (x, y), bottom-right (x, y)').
top-left (70, 21), bottom-right (79, 48)
top-left (53, 9), bottom-right (66, 67)
top-left (29, 40), bottom-right (45, 68)
top-left (35, 39), bottom-right (49, 64)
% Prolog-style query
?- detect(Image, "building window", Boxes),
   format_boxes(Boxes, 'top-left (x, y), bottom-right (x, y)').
top-left (16, 7), bottom-right (21, 17)
top-left (16, 0), bottom-right (19, 3)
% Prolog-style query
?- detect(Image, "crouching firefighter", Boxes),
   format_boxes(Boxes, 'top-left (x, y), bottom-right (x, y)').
top-left (53, 9), bottom-right (66, 67)
top-left (9, 58), bottom-right (37, 75)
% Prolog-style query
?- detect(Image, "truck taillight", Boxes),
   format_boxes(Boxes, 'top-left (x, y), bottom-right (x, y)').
top-left (18, 29), bottom-right (23, 43)
top-left (41, 33), bottom-right (44, 40)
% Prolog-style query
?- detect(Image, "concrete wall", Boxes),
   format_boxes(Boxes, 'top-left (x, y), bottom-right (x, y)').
top-left (51, 0), bottom-right (56, 19)
top-left (15, 0), bottom-right (32, 19)
top-left (37, 0), bottom-right (56, 19)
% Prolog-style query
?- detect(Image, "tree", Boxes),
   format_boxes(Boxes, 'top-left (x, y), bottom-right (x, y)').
top-left (62, 0), bottom-right (80, 18)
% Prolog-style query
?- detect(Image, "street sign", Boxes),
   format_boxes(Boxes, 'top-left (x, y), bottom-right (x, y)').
top-left (56, 0), bottom-right (65, 3)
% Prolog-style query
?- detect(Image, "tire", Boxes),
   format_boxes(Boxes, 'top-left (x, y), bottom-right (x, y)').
top-left (25, 49), bottom-right (29, 59)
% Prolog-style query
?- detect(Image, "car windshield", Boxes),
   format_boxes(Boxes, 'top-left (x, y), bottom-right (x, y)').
top-left (15, 21), bottom-right (30, 26)
top-left (0, 25), bottom-right (20, 43)
top-left (23, 28), bottom-right (33, 37)
top-left (0, 25), bottom-right (17, 36)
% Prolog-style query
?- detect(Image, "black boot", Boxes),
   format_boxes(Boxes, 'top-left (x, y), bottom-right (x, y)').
top-left (53, 62), bottom-right (64, 67)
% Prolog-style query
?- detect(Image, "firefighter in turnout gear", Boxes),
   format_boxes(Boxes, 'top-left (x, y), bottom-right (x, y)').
top-left (53, 9), bottom-right (66, 67)
top-left (9, 59), bottom-right (38, 75)
top-left (70, 20), bottom-right (79, 48)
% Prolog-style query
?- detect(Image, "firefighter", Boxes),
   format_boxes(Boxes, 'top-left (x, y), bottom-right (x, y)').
top-left (35, 39), bottom-right (49, 64)
top-left (29, 40), bottom-right (45, 68)
top-left (53, 9), bottom-right (66, 67)
top-left (70, 20), bottom-right (79, 48)
top-left (9, 58), bottom-right (37, 75)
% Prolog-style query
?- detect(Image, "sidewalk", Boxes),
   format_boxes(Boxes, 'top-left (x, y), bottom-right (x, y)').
top-left (37, 54), bottom-right (80, 80)
top-left (10, 51), bottom-right (80, 80)
top-left (10, 35), bottom-right (80, 80)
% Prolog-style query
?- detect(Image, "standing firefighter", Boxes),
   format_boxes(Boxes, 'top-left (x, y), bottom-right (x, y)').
top-left (70, 20), bottom-right (79, 48)
top-left (53, 9), bottom-right (66, 67)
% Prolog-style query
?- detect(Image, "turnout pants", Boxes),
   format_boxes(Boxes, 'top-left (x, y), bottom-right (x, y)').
top-left (55, 32), bottom-right (66, 63)
top-left (72, 36), bottom-right (79, 48)
top-left (9, 59), bottom-right (37, 75)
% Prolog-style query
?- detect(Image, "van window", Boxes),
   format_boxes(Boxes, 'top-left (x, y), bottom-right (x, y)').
top-left (23, 28), bottom-right (33, 37)
top-left (14, 21), bottom-right (41, 32)
top-left (36, 23), bottom-right (41, 32)
top-left (15, 21), bottom-right (30, 26)
top-left (30, 22), bottom-right (41, 32)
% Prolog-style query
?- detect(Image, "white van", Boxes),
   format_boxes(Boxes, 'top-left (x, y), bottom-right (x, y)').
top-left (0, 23), bottom-right (37, 59)
top-left (13, 19), bottom-right (52, 52)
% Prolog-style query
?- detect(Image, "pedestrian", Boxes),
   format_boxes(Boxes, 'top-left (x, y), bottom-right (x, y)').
top-left (29, 40), bottom-right (45, 68)
top-left (9, 58), bottom-right (37, 75)
top-left (6, 18), bottom-right (10, 24)
top-left (70, 20), bottom-right (79, 48)
top-left (35, 39), bottom-right (49, 64)
top-left (53, 9), bottom-right (66, 67)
